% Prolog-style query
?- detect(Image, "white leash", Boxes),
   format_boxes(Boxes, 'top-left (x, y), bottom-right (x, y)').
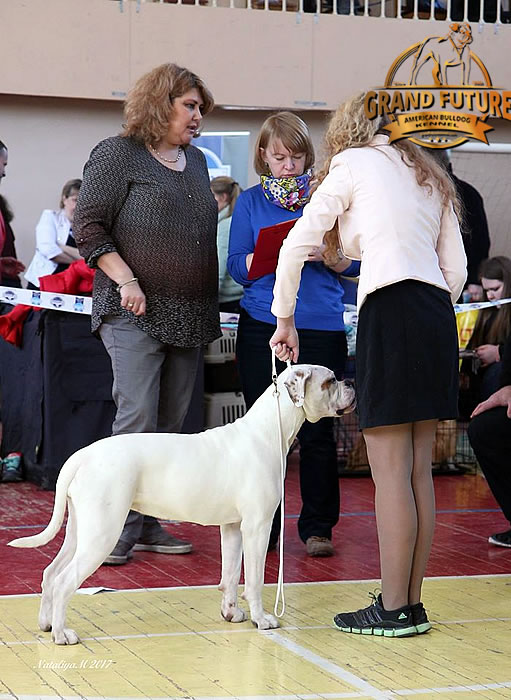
top-left (271, 347), bottom-right (291, 618)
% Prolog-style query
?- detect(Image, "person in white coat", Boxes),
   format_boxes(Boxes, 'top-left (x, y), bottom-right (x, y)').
top-left (270, 94), bottom-right (467, 638)
top-left (24, 179), bottom-right (82, 289)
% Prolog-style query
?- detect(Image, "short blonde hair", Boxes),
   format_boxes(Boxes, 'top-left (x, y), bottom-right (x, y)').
top-left (122, 63), bottom-right (214, 145)
top-left (253, 112), bottom-right (315, 175)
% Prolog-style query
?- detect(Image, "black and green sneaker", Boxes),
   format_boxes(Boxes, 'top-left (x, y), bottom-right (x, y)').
top-left (333, 593), bottom-right (416, 638)
top-left (410, 601), bottom-right (432, 634)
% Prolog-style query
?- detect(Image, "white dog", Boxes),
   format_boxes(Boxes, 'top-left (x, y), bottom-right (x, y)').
top-left (9, 364), bottom-right (355, 645)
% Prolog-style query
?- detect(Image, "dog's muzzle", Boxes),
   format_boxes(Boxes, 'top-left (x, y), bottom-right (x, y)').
top-left (336, 379), bottom-right (356, 416)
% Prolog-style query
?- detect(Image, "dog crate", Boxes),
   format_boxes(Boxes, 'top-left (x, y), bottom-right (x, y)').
top-left (335, 413), bottom-right (478, 476)
top-left (204, 391), bottom-right (246, 428)
top-left (204, 328), bottom-right (237, 364)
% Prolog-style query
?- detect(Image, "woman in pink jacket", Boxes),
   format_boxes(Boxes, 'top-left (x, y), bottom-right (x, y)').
top-left (270, 94), bottom-right (467, 638)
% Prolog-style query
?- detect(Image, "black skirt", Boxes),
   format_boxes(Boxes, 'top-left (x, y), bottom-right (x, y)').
top-left (355, 280), bottom-right (459, 429)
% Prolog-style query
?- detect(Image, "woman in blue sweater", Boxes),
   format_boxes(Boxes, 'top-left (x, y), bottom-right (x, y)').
top-left (228, 112), bottom-right (359, 557)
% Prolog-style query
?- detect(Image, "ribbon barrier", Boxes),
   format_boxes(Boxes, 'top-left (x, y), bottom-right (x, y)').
top-left (2, 286), bottom-right (510, 325)
top-left (0, 286), bottom-right (92, 315)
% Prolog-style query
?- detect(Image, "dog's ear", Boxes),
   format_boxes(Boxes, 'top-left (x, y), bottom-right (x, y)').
top-left (284, 367), bottom-right (312, 407)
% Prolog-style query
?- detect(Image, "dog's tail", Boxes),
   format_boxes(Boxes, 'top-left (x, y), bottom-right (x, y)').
top-left (7, 451), bottom-right (83, 549)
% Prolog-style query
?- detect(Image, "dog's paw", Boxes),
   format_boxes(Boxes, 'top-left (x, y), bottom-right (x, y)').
top-left (253, 613), bottom-right (279, 630)
top-left (52, 628), bottom-right (80, 645)
top-left (221, 604), bottom-right (247, 623)
top-left (39, 620), bottom-right (52, 632)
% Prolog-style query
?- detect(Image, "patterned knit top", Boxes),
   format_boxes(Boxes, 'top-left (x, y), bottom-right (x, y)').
top-left (74, 136), bottom-right (220, 347)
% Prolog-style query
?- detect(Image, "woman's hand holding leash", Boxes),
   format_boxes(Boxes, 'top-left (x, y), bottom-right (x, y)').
top-left (270, 316), bottom-right (299, 363)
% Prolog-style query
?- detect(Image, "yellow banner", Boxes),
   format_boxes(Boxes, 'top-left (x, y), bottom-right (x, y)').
top-left (383, 112), bottom-right (493, 144)
top-left (456, 309), bottom-right (480, 352)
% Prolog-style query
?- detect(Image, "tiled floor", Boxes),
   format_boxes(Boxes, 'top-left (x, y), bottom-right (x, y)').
top-left (0, 459), bottom-right (510, 699)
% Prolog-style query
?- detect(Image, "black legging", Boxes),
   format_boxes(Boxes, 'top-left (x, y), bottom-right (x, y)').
top-left (468, 406), bottom-right (511, 526)
top-left (235, 309), bottom-right (347, 544)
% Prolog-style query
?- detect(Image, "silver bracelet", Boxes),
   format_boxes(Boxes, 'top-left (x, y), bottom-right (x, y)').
top-left (116, 277), bottom-right (138, 293)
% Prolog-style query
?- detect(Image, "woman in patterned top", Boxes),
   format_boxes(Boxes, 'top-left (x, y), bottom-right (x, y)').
top-left (74, 63), bottom-right (220, 565)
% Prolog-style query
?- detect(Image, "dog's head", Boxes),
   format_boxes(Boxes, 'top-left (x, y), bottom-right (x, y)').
top-left (449, 22), bottom-right (472, 47)
top-left (282, 364), bottom-right (356, 423)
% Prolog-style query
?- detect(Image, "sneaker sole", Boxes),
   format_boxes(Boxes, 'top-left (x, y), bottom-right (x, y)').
top-left (133, 543), bottom-right (193, 554)
top-left (333, 620), bottom-right (417, 638)
top-left (307, 549), bottom-right (334, 557)
top-left (488, 536), bottom-right (511, 548)
top-left (415, 621), bottom-right (432, 634)
top-left (102, 551), bottom-right (133, 566)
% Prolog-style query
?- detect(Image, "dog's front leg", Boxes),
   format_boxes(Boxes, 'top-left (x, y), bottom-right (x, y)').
top-left (219, 523), bottom-right (246, 623)
top-left (241, 519), bottom-right (278, 630)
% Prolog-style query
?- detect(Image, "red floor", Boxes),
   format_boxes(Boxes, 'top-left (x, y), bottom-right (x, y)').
top-left (0, 458), bottom-right (509, 596)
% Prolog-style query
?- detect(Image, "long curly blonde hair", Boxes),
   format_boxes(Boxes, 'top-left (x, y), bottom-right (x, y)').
top-left (121, 63), bottom-right (214, 146)
top-left (318, 93), bottom-right (460, 265)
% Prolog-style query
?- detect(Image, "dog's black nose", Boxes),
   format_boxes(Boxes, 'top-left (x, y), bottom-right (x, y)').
top-left (343, 379), bottom-right (355, 390)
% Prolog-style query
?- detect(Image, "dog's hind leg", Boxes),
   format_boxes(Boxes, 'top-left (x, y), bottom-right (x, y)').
top-left (219, 523), bottom-right (246, 623)
top-left (39, 498), bottom-right (78, 632)
top-left (241, 518), bottom-right (278, 630)
top-left (50, 499), bottom-right (130, 644)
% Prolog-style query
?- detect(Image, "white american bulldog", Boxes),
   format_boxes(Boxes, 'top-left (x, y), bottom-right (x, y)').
top-left (9, 364), bottom-right (355, 645)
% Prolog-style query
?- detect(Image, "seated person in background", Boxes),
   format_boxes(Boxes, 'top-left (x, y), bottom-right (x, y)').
top-left (210, 176), bottom-right (244, 313)
top-left (0, 139), bottom-right (25, 288)
top-left (467, 256), bottom-right (511, 400)
top-left (24, 179), bottom-right (82, 290)
top-left (468, 334), bottom-right (511, 548)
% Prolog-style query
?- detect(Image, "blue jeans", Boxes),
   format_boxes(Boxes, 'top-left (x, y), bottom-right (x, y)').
top-left (236, 310), bottom-right (347, 543)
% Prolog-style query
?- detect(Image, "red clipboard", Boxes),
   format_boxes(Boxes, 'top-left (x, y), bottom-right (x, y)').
top-left (247, 219), bottom-right (297, 280)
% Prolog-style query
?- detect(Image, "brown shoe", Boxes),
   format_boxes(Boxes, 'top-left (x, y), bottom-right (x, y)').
top-left (306, 536), bottom-right (334, 557)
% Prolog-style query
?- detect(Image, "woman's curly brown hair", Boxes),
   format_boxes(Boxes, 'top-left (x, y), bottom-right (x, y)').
top-left (317, 93), bottom-right (460, 265)
top-left (121, 63), bottom-right (214, 145)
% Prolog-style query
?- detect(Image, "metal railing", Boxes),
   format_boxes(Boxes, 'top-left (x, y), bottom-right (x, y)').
top-left (119, 0), bottom-right (510, 23)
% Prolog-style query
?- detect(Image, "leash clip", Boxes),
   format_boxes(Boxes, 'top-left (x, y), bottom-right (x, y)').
top-left (271, 347), bottom-right (280, 396)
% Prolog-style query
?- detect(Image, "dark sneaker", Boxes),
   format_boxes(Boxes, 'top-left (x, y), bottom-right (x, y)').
top-left (103, 540), bottom-right (134, 566)
top-left (1, 452), bottom-right (23, 483)
top-left (133, 531), bottom-right (192, 554)
top-left (410, 601), bottom-right (432, 634)
top-left (488, 529), bottom-right (511, 547)
top-left (333, 593), bottom-right (416, 637)
top-left (306, 536), bottom-right (334, 557)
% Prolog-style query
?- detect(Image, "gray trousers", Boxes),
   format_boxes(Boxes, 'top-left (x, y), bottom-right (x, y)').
top-left (100, 315), bottom-right (201, 546)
